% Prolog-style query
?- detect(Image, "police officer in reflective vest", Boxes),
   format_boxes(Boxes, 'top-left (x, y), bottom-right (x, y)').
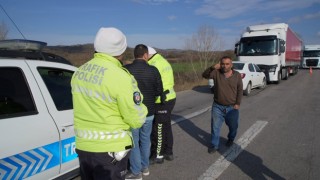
top-left (71, 27), bottom-right (147, 180)
top-left (147, 46), bottom-right (176, 164)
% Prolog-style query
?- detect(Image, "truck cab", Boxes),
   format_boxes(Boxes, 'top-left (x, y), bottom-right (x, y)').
top-left (235, 23), bottom-right (302, 84)
top-left (0, 40), bottom-right (79, 179)
top-left (302, 45), bottom-right (320, 69)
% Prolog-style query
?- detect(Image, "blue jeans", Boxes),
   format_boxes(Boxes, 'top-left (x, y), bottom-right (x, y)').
top-left (210, 102), bottom-right (239, 149)
top-left (129, 115), bottom-right (154, 175)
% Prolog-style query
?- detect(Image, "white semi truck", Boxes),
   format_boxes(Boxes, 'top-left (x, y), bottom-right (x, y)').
top-left (301, 45), bottom-right (320, 69)
top-left (235, 23), bottom-right (303, 83)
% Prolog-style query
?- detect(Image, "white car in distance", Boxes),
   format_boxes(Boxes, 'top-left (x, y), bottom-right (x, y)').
top-left (208, 61), bottom-right (266, 96)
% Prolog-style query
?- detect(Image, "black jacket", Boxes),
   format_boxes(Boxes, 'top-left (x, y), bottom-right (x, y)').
top-left (124, 59), bottom-right (163, 116)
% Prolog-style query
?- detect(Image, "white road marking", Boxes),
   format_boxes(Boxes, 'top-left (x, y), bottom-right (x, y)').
top-left (198, 120), bottom-right (268, 180)
top-left (171, 106), bottom-right (211, 125)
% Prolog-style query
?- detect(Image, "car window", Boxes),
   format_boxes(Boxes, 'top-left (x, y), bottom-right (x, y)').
top-left (248, 63), bottom-right (255, 72)
top-left (254, 64), bottom-right (261, 72)
top-left (38, 68), bottom-right (74, 111)
top-left (0, 68), bottom-right (37, 119)
top-left (233, 63), bottom-right (244, 70)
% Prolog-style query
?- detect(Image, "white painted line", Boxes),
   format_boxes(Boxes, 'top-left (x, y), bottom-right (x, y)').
top-left (171, 106), bottom-right (211, 125)
top-left (198, 120), bottom-right (268, 180)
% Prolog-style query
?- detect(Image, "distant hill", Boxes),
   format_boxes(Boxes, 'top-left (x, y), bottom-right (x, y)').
top-left (44, 44), bottom-right (188, 66)
top-left (43, 44), bottom-right (94, 66)
top-left (43, 44), bottom-right (235, 67)
top-left (46, 43), bottom-right (94, 53)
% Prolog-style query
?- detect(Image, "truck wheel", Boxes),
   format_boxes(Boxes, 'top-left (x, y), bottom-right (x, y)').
top-left (283, 68), bottom-right (289, 80)
top-left (243, 82), bottom-right (251, 96)
top-left (275, 72), bottom-right (281, 84)
top-left (293, 67), bottom-right (298, 75)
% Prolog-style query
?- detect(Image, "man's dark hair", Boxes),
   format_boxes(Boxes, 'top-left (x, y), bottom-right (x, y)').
top-left (220, 56), bottom-right (232, 62)
top-left (134, 44), bottom-right (148, 59)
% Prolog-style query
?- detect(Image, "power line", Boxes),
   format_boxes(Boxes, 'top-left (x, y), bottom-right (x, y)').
top-left (0, 3), bottom-right (26, 39)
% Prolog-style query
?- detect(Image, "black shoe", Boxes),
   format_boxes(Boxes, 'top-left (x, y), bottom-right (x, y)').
top-left (164, 154), bottom-right (174, 161)
top-left (155, 157), bottom-right (164, 164)
top-left (226, 139), bottom-right (234, 147)
top-left (208, 147), bottom-right (217, 154)
top-left (150, 157), bottom-right (164, 164)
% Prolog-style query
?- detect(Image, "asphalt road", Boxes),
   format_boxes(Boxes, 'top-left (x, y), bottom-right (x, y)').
top-left (143, 69), bottom-right (320, 180)
top-left (73, 69), bottom-right (320, 180)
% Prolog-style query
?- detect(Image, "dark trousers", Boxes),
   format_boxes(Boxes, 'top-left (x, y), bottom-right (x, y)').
top-left (76, 149), bottom-right (129, 180)
top-left (151, 98), bottom-right (176, 158)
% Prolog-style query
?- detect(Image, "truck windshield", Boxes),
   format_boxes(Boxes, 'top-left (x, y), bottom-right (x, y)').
top-left (303, 50), bottom-right (320, 57)
top-left (239, 36), bottom-right (277, 56)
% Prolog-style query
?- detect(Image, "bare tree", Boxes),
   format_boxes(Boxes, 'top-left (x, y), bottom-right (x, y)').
top-left (184, 25), bottom-right (224, 80)
top-left (184, 39), bottom-right (200, 81)
top-left (0, 21), bottom-right (8, 40)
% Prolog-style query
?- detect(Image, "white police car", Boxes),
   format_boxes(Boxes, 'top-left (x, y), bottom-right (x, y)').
top-left (0, 40), bottom-right (79, 179)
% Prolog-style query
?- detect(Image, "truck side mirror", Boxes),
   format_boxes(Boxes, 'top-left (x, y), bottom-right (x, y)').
top-left (234, 42), bottom-right (239, 56)
top-left (280, 40), bottom-right (285, 53)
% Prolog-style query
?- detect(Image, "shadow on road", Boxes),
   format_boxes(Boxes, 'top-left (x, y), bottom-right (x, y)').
top-left (220, 140), bottom-right (286, 180)
top-left (173, 114), bottom-right (211, 147)
top-left (192, 85), bottom-right (213, 94)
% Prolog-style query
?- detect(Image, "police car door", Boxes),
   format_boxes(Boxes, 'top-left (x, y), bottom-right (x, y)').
top-left (26, 61), bottom-right (79, 176)
top-left (0, 60), bottom-right (60, 179)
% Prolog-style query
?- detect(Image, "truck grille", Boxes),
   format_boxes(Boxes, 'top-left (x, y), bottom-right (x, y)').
top-left (306, 59), bottom-right (319, 67)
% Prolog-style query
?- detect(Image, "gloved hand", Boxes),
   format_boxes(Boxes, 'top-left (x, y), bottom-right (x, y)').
top-left (161, 90), bottom-right (169, 104)
top-left (160, 93), bottom-right (167, 104)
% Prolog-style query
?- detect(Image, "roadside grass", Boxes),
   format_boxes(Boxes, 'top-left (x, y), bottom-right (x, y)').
top-left (171, 61), bottom-right (209, 92)
top-left (174, 78), bottom-right (208, 92)
top-left (171, 61), bottom-right (204, 73)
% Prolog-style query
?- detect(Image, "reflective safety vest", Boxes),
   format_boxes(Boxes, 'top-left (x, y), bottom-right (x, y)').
top-left (148, 53), bottom-right (176, 103)
top-left (71, 53), bottom-right (147, 152)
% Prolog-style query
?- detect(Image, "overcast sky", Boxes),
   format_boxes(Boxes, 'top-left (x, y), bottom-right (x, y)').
top-left (1, 0), bottom-right (319, 50)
